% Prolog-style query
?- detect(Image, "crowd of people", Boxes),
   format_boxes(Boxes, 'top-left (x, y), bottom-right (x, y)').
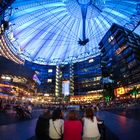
top-left (0, 97), bottom-right (33, 119)
top-left (35, 108), bottom-right (103, 140)
top-left (0, 97), bottom-right (140, 119)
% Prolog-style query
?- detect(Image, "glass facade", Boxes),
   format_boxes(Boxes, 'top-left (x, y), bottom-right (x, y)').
top-left (24, 55), bottom-right (102, 96)
top-left (99, 23), bottom-right (140, 87)
top-left (25, 61), bottom-right (56, 94)
top-left (73, 55), bottom-right (102, 95)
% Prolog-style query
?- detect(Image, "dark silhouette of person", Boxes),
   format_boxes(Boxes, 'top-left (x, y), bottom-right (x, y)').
top-left (35, 109), bottom-right (51, 140)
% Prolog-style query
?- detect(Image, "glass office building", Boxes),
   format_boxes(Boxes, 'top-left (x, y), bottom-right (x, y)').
top-left (99, 23), bottom-right (140, 88)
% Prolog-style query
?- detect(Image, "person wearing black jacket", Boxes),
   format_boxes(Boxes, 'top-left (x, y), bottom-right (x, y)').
top-left (35, 110), bottom-right (51, 140)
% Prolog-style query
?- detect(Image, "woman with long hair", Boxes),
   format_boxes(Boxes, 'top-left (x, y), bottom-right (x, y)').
top-left (49, 109), bottom-right (64, 140)
top-left (82, 108), bottom-right (102, 140)
top-left (64, 110), bottom-right (82, 140)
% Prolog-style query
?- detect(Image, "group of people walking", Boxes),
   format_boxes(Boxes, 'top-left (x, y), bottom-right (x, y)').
top-left (35, 108), bottom-right (103, 140)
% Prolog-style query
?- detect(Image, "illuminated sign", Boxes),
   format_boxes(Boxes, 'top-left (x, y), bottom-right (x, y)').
top-left (62, 80), bottom-right (70, 96)
top-left (114, 87), bottom-right (128, 97)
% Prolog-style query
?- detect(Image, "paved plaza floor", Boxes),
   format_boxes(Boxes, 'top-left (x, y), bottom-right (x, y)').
top-left (0, 108), bottom-right (140, 140)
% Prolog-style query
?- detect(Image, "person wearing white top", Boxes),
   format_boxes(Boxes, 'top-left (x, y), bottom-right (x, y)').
top-left (82, 108), bottom-right (102, 140)
top-left (49, 109), bottom-right (64, 140)
top-left (49, 119), bottom-right (64, 139)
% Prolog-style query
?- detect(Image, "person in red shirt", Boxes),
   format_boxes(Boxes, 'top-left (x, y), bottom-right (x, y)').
top-left (64, 110), bottom-right (82, 140)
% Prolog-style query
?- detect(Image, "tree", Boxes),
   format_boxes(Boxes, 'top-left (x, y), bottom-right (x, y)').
top-left (130, 86), bottom-right (139, 99)
top-left (102, 87), bottom-right (115, 102)
top-left (64, 95), bottom-right (70, 103)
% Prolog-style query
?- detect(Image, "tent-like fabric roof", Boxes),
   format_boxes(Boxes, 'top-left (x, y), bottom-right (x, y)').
top-left (4, 0), bottom-right (140, 65)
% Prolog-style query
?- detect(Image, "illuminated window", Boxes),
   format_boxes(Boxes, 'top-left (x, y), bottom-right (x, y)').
top-left (89, 59), bottom-right (94, 63)
top-left (108, 36), bottom-right (114, 43)
top-left (44, 94), bottom-right (49, 96)
top-left (1, 75), bottom-right (11, 81)
top-left (97, 76), bottom-right (101, 80)
top-left (1, 75), bottom-right (6, 79)
top-left (47, 79), bottom-right (52, 83)
top-left (0, 28), bottom-right (2, 34)
top-left (115, 45), bottom-right (127, 55)
top-left (1, 24), bottom-right (4, 31)
top-left (48, 69), bottom-right (53, 73)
